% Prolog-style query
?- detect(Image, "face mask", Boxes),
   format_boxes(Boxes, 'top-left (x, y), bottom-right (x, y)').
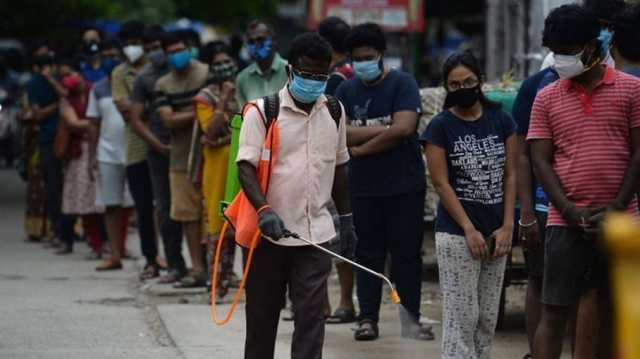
top-left (248, 38), bottom-right (273, 62)
top-left (83, 41), bottom-right (100, 57)
top-left (288, 72), bottom-right (327, 104)
top-left (444, 86), bottom-right (480, 109)
top-left (190, 47), bottom-right (200, 60)
top-left (211, 62), bottom-right (238, 83)
top-left (147, 49), bottom-right (166, 68)
top-left (102, 58), bottom-right (121, 75)
top-left (553, 51), bottom-right (586, 79)
top-left (353, 58), bottom-right (382, 82)
top-left (123, 45), bottom-right (144, 64)
top-left (168, 49), bottom-right (191, 71)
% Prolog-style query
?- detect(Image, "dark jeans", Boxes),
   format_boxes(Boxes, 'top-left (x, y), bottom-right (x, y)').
top-left (126, 160), bottom-right (158, 265)
top-left (244, 240), bottom-right (331, 359)
top-left (39, 143), bottom-right (64, 238)
top-left (353, 191), bottom-right (425, 323)
top-left (147, 151), bottom-right (185, 272)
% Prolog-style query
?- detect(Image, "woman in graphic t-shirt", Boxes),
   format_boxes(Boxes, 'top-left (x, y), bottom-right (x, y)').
top-left (421, 51), bottom-right (517, 359)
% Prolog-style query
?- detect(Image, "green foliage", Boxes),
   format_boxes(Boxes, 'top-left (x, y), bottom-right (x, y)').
top-left (175, 0), bottom-right (278, 30)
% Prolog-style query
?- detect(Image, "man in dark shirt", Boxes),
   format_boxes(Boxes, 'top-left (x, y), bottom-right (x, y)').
top-left (25, 50), bottom-right (65, 246)
top-left (335, 23), bottom-right (429, 341)
top-left (130, 26), bottom-right (187, 284)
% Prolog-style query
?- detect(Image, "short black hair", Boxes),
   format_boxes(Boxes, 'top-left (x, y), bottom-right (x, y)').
top-left (613, 4), bottom-right (640, 62)
top-left (288, 32), bottom-right (332, 68)
top-left (345, 23), bottom-right (386, 53)
top-left (542, 4), bottom-right (600, 49)
top-left (118, 21), bottom-right (145, 42)
top-left (143, 25), bottom-right (166, 44)
top-left (318, 17), bottom-right (351, 54)
top-left (246, 20), bottom-right (274, 36)
top-left (161, 32), bottom-right (184, 50)
top-left (200, 41), bottom-right (229, 64)
top-left (584, 0), bottom-right (627, 24)
top-left (442, 50), bottom-right (501, 110)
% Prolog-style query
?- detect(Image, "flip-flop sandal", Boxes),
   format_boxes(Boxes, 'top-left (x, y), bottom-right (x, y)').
top-left (173, 273), bottom-right (207, 288)
top-left (326, 308), bottom-right (357, 324)
top-left (354, 320), bottom-right (379, 341)
top-left (95, 260), bottom-right (123, 271)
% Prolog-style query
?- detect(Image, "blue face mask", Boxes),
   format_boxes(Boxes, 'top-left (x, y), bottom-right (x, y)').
top-left (190, 47), bottom-right (200, 60)
top-left (353, 58), bottom-right (382, 82)
top-left (102, 58), bottom-right (121, 75)
top-left (168, 49), bottom-right (191, 71)
top-left (288, 72), bottom-right (327, 104)
top-left (598, 28), bottom-right (613, 58)
top-left (248, 38), bottom-right (273, 62)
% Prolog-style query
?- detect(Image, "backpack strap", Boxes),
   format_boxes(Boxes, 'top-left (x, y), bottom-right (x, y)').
top-left (325, 95), bottom-right (342, 130)
top-left (262, 94), bottom-right (280, 130)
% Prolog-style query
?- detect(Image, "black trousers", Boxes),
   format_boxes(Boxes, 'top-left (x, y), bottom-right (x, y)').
top-left (126, 160), bottom-right (158, 265)
top-left (353, 190), bottom-right (425, 323)
top-left (39, 144), bottom-right (64, 239)
top-left (147, 151), bottom-right (185, 272)
top-left (244, 240), bottom-right (331, 359)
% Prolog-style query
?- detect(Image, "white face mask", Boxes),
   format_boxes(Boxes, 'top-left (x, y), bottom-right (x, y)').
top-left (552, 51), bottom-right (586, 79)
top-left (123, 45), bottom-right (144, 64)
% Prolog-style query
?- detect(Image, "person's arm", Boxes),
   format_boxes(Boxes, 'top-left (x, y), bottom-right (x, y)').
top-left (158, 106), bottom-right (196, 129)
top-left (59, 98), bottom-right (90, 131)
top-left (516, 135), bottom-right (539, 248)
top-left (238, 161), bottom-right (268, 210)
top-left (41, 66), bottom-right (68, 98)
top-left (331, 164), bottom-right (351, 215)
top-left (33, 103), bottom-right (58, 123)
top-left (350, 110), bottom-right (417, 157)
top-left (426, 144), bottom-right (488, 259)
top-left (130, 101), bottom-right (169, 155)
top-left (530, 139), bottom-right (595, 227)
top-left (494, 134), bottom-right (517, 257)
top-left (111, 67), bottom-right (132, 120)
top-left (346, 125), bottom-right (387, 147)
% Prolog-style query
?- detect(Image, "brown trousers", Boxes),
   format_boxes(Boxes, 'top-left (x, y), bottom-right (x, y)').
top-left (244, 240), bottom-right (332, 359)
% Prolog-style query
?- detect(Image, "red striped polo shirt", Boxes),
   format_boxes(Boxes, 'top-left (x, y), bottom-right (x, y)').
top-left (527, 66), bottom-right (640, 226)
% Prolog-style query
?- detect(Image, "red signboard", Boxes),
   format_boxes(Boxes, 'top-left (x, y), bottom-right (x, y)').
top-left (307, 0), bottom-right (424, 33)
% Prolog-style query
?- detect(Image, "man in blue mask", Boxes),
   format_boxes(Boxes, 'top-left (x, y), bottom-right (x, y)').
top-left (154, 32), bottom-right (212, 289)
top-left (236, 32), bottom-right (354, 359)
top-left (235, 20), bottom-right (288, 106)
top-left (335, 23), bottom-right (431, 342)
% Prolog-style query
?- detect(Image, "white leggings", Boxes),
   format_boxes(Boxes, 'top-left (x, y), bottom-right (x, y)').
top-left (436, 232), bottom-right (507, 359)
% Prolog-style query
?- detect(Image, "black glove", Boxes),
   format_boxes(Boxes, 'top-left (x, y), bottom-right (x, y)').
top-left (258, 208), bottom-right (286, 240)
top-left (338, 214), bottom-right (358, 259)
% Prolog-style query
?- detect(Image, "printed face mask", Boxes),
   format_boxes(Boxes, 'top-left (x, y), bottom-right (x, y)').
top-left (168, 49), bottom-right (191, 71)
top-left (211, 61), bottom-right (238, 83)
top-left (353, 57), bottom-right (382, 82)
top-left (288, 72), bottom-right (327, 104)
top-left (248, 38), bottom-right (273, 62)
top-left (146, 49), bottom-right (166, 67)
top-left (444, 86), bottom-right (480, 109)
top-left (123, 45), bottom-right (144, 64)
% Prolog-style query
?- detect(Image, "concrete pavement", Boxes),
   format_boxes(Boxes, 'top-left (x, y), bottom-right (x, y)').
top-left (0, 168), bottom-right (571, 358)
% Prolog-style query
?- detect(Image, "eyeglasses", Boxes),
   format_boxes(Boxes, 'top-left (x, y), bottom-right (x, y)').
top-left (447, 78), bottom-right (480, 91)
top-left (291, 67), bottom-right (329, 82)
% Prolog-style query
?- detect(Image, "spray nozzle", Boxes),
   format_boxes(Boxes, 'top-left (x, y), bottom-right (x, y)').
top-left (391, 289), bottom-right (401, 305)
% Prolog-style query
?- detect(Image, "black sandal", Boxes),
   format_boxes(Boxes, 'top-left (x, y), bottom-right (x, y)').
top-left (173, 272), bottom-right (207, 288)
top-left (326, 308), bottom-right (357, 324)
top-left (354, 319), bottom-right (379, 341)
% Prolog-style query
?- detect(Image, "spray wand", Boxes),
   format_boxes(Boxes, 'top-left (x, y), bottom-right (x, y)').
top-left (265, 231), bottom-right (401, 305)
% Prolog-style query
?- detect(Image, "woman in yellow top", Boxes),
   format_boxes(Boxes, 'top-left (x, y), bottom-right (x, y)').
top-left (193, 42), bottom-right (239, 302)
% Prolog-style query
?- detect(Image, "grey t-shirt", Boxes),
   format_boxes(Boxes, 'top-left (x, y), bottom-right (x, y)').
top-left (131, 64), bottom-right (171, 145)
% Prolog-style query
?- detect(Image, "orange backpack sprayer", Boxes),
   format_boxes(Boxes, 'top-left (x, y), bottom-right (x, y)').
top-left (210, 96), bottom-right (400, 326)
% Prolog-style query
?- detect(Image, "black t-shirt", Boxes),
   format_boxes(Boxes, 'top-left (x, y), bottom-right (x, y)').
top-left (335, 69), bottom-right (426, 197)
top-left (131, 64), bottom-right (171, 145)
top-left (420, 108), bottom-right (516, 236)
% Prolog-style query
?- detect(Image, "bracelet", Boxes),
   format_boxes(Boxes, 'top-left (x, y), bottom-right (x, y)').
top-left (518, 219), bottom-right (537, 228)
top-left (256, 204), bottom-right (271, 214)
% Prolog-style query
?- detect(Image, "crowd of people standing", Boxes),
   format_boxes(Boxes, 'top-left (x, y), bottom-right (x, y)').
top-left (9, 1), bottom-right (640, 358)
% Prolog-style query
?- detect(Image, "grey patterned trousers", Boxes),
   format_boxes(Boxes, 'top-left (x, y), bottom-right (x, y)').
top-left (436, 232), bottom-right (506, 359)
